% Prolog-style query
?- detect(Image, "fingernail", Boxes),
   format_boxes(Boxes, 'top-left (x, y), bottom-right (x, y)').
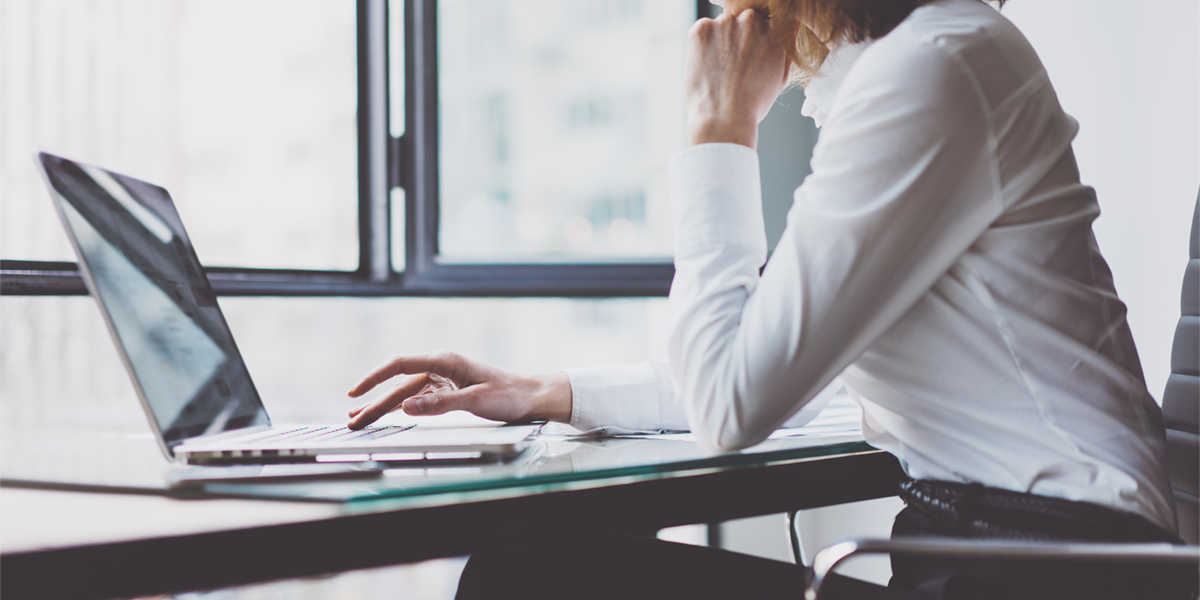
top-left (405, 398), bottom-right (425, 414)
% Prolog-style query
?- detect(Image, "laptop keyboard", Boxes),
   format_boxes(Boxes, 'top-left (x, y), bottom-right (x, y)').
top-left (240, 424), bottom-right (417, 446)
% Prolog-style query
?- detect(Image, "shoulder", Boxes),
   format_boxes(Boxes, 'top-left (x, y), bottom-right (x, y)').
top-left (831, 33), bottom-right (985, 136)
top-left (845, 0), bottom-right (1046, 116)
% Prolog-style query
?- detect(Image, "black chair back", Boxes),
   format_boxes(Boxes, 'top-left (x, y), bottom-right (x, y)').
top-left (1163, 190), bottom-right (1199, 544)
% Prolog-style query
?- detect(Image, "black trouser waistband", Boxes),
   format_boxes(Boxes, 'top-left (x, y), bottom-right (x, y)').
top-left (898, 479), bottom-right (1181, 543)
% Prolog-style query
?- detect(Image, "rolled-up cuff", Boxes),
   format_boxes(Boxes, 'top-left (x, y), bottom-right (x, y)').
top-left (668, 143), bottom-right (767, 261)
top-left (565, 362), bottom-right (664, 432)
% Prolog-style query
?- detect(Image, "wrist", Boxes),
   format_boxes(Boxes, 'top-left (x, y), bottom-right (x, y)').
top-left (530, 371), bottom-right (573, 423)
top-left (687, 115), bottom-right (758, 148)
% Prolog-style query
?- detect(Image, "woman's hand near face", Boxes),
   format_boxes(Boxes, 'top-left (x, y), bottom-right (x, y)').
top-left (685, 6), bottom-right (793, 148)
top-left (345, 351), bottom-right (572, 429)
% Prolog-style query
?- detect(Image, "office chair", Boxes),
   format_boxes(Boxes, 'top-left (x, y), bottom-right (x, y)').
top-left (803, 190), bottom-right (1200, 599)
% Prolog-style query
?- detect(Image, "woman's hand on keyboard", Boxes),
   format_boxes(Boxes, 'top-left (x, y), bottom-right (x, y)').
top-left (345, 351), bottom-right (572, 429)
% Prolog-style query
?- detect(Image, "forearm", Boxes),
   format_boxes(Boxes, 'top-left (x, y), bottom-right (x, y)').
top-left (564, 362), bottom-right (686, 432)
top-left (564, 360), bottom-right (834, 434)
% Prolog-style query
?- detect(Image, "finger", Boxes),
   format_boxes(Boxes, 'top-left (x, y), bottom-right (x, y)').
top-left (687, 15), bottom-right (715, 44)
top-left (347, 351), bottom-right (464, 398)
top-left (735, 5), bottom-right (767, 23)
top-left (346, 396), bottom-right (403, 430)
top-left (401, 387), bottom-right (481, 417)
top-left (347, 402), bottom-right (368, 418)
top-left (347, 374), bottom-right (432, 429)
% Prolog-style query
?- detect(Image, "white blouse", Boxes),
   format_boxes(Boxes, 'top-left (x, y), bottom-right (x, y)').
top-left (564, 0), bottom-right (1176, 531)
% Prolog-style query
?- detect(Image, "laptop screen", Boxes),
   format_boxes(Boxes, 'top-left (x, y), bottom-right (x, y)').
top-left (38, 153), bottom-right (270, 448)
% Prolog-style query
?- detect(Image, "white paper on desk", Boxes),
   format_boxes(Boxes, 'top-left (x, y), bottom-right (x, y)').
top-left (541, 421), bottom-right (676, 438)
top-left (544, 383), bottom-right (862, 442)
top-left (594, 390), bottom-right (864, 442)
top-left (629, 427), bottom-right (861, 443)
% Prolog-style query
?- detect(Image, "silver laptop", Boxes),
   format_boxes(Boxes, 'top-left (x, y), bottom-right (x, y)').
top-left (35, 151), bottom-right (538, 466)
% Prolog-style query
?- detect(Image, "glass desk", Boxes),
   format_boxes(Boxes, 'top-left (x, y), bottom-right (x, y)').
top-left (1, 400), bottom-right (906, 599)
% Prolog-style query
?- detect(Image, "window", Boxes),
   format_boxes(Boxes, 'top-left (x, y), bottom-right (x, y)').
top-left (0, 0), bottom-right (813, 452)
top-left (435, 0), bottom-right (690, 261)
top-left (2, 0), bottom-right (359, 290)
top-left (393, 0), bottom-right (701, 296)
top-left (2, 0), bottom-right (711, 298)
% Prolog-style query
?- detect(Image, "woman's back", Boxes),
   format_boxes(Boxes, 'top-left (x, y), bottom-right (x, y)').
top-left (804, 0), bottom-right (1176, 531)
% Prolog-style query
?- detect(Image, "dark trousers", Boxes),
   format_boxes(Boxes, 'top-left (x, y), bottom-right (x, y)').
top-left (455, 507), bottom-right (1197, 600)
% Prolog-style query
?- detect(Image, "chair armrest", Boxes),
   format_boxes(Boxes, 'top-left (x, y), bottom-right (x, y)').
top-left (807, 537), bottom-right (1200, 600)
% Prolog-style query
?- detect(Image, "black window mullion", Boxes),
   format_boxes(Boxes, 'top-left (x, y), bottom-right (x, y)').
top-left (0, 262), bottom-right (367, 297)
top-left (409, 263), bottom-right (673, 297)
top-left (358, 0), bottom-right (393, 283)
top-left (402, 0), bottom-right (438, 284)
top-left (0, 261), bottom-right (88, 295)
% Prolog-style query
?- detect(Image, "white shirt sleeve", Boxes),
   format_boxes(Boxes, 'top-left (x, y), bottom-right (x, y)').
top-left (565, 362), bottom-right (685, 432)
top-left (565, 361), bottom-right (836, 432)
top-left (669, 40), bottom-right (1002, 451)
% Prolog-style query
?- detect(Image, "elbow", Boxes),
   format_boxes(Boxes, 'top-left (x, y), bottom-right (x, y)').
top-left (670, 324), bottom-right (771, 452)
top-left (688, 389), bottom-right (769, 453)
top-left (698, 427), bottom-right (762, 453)
top-left (693, 420), bottom-right (766, 453)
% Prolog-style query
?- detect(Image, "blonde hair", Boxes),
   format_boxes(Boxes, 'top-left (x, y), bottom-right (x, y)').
top-left (766, 0), bottom-right (1008, 86)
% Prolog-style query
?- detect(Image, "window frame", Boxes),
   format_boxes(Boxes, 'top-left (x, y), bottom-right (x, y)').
top-left (1, 0), bottom-right (708, 298)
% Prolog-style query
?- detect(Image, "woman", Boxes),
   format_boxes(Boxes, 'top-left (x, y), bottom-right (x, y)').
top-left (347, 0), bottom-right (1193, 597)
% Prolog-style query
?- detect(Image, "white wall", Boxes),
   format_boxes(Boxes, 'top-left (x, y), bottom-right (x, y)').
top-left (1003, 0), bottom-right (1200, 400)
